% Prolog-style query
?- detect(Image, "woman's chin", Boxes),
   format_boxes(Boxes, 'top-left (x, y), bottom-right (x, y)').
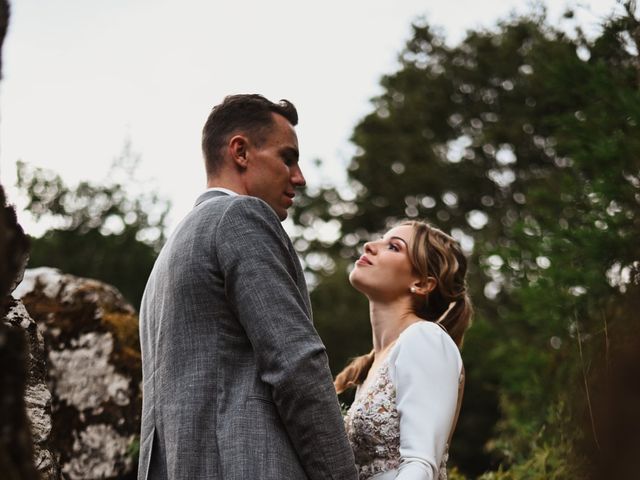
top-left (348, 273), bottom-right (367, 293)
top-left (350, 278), bottom-right (379, 301)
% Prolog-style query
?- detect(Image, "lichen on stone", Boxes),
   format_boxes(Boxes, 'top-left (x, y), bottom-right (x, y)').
top-left (49, 332), bottom-right (131, 411)
top-left (15, 267), bottom-right (142, 478)
top-left (12, 267), bottom-right (64, 301)
top-left (62, 424), bottom-right (135, 480)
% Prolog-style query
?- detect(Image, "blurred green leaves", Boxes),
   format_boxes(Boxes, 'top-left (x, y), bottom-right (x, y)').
top-left (17, 142), bottom-right (170, 307)
top-left (292, 2), bottom-right (640, 476)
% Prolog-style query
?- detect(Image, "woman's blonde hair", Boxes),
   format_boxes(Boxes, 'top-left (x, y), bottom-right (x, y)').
top-left (334, 221), bottom-right (473, 394)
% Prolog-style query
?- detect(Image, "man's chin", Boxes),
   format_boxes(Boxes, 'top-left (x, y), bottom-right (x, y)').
top-left (277, 209), bottom-right (288, 221)
top-left (257, 198), bottom-right (287, 221)
top-left (268, 203), bottom-right (288, 221)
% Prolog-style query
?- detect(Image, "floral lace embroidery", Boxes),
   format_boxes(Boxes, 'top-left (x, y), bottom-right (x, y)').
top-left (344, 358), bottom-right (450, 480)
top-left (345, 360), bottom-right (400, 479)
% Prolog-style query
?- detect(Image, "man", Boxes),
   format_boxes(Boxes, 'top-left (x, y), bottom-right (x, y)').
top-left (138, 94), bottom-right (357, 480)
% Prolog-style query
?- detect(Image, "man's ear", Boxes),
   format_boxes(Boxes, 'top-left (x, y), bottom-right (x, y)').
top-left (411, 277), bottom-right (437, 296)
top-left (229, 135), bottom-right (249, 169)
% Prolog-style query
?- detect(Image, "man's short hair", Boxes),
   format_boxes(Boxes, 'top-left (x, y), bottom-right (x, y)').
top-left (202, 94), bottom-right (298, 176)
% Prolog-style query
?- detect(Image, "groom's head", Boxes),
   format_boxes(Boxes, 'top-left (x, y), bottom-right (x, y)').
top-left (202, 94), bottom-right (305, 220)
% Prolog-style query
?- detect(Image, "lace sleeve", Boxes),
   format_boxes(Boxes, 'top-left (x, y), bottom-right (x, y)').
top-left (389, 322), bottom-right (463, 480)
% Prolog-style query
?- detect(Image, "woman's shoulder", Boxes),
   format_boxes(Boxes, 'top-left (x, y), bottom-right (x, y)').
top-left (399, 320), bottom-right (458, 349)
top-left (391, 321), bottom-right (462, 373)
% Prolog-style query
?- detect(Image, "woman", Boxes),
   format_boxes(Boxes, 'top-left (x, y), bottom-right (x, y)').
top-left (336, 221), bottom-right (472, 480)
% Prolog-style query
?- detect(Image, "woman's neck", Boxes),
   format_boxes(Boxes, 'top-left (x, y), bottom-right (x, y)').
top-left (369, 299), bottom-right (420, 353)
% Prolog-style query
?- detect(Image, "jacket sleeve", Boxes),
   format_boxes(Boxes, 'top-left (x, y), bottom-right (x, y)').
top-left (216, 196), bottom-right (357, 480)
top-left (391, 322), bottom-right (463, 480)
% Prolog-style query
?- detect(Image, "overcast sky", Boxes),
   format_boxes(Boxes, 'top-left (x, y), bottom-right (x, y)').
top-left (0, 0), bottom-right (622, 235)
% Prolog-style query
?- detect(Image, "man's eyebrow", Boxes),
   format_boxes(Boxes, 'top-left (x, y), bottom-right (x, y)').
top-left (389, 236), bottom-right (409, 248)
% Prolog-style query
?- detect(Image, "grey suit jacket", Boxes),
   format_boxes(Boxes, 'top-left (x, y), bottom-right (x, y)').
top-left (138, 191), bottom-right (357, 480)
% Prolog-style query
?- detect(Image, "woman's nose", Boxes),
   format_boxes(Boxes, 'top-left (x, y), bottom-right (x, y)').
top-left (364, 241), bottom-right (375, 255)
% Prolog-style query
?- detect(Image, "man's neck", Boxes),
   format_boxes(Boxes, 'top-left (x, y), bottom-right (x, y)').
top-left (205, 186), bottom-right (240, 196)
top-left (206, 176), bottom-right (247, 195)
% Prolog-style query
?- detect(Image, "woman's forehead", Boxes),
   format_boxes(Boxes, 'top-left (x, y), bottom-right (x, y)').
top-left (383, 225), bottom-right (414, 242)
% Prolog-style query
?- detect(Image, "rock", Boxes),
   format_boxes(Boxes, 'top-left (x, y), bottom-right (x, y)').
top-left (65, 424), bottom-right (135, 479)
top-left (16, 268), bottom-right (141, 480)
top-left (0, 320), bottom-right (40, 480)
top-left (4, 299), bottom-right (59, 480)
top-left (0, 185), bottom-right (30, 315)
top-left (2, 179), bottom-right (49, 480)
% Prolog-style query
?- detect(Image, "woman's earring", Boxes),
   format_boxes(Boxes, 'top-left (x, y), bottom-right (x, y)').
top-left (410, 287), bottom-right (416, 293)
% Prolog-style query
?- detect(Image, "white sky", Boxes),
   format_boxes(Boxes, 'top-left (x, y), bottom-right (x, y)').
top-left (0, 0), bottom-right (623, 236)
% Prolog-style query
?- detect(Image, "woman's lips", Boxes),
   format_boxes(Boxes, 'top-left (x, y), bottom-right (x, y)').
top-left (356, 255), bottom-right (372, 266)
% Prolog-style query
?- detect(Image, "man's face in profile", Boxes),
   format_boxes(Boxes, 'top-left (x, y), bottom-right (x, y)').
top-left (244, 113), bottom-right (305, 220)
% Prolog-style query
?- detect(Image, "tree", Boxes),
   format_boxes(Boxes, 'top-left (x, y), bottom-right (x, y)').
top-left (291, 2), bottom-right (640, 476)
top-left (16, 142), bottom-right (170, 307)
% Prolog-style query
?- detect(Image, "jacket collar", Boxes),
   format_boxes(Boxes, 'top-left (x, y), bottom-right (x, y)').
top-left (194, 190), bottom-right (231, 208)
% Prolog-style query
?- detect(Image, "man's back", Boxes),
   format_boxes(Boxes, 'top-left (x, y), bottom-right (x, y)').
top-left (138, 191), bottom-right (357, 479)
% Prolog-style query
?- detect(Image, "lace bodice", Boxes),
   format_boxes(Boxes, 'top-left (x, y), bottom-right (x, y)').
top-left (344, 360), bottom-right (402, 479)
top-left (344, 322), bottom-right (461, 480)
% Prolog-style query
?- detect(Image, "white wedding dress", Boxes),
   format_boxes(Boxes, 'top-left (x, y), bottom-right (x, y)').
top-left (344, 321), bottom-right (464, 480)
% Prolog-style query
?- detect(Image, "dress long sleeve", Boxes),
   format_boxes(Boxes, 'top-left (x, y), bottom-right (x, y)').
top-left (389, 322), bottom-right (463, 480)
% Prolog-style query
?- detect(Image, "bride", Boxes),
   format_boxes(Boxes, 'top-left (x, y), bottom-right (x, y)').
top-left (335, 221), bottom-right (472, 480)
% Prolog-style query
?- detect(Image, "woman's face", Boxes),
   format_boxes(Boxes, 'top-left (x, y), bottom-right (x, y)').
top-left (349, 225), bottom-right (419, 300)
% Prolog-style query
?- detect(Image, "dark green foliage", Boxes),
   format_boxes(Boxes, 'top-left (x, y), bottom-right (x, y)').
top-left (311, 260), bottom-right (371, 374)
top-left (27, 228), bottom-right (158, 308)
top-left (292, 2), bottom-right (640, 476)
top-left (17, 144), bottom-right (170, 307)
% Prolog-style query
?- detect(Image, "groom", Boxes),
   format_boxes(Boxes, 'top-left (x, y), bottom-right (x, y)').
top-left (138, 94), bottom-right (357, 480)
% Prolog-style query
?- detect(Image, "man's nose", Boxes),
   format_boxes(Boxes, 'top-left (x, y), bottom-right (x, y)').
top-left (291, 164), bottom-right (306, 187)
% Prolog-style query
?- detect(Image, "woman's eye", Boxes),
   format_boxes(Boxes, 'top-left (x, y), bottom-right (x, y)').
top-left (388, 243), bottom-right (399, 251)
